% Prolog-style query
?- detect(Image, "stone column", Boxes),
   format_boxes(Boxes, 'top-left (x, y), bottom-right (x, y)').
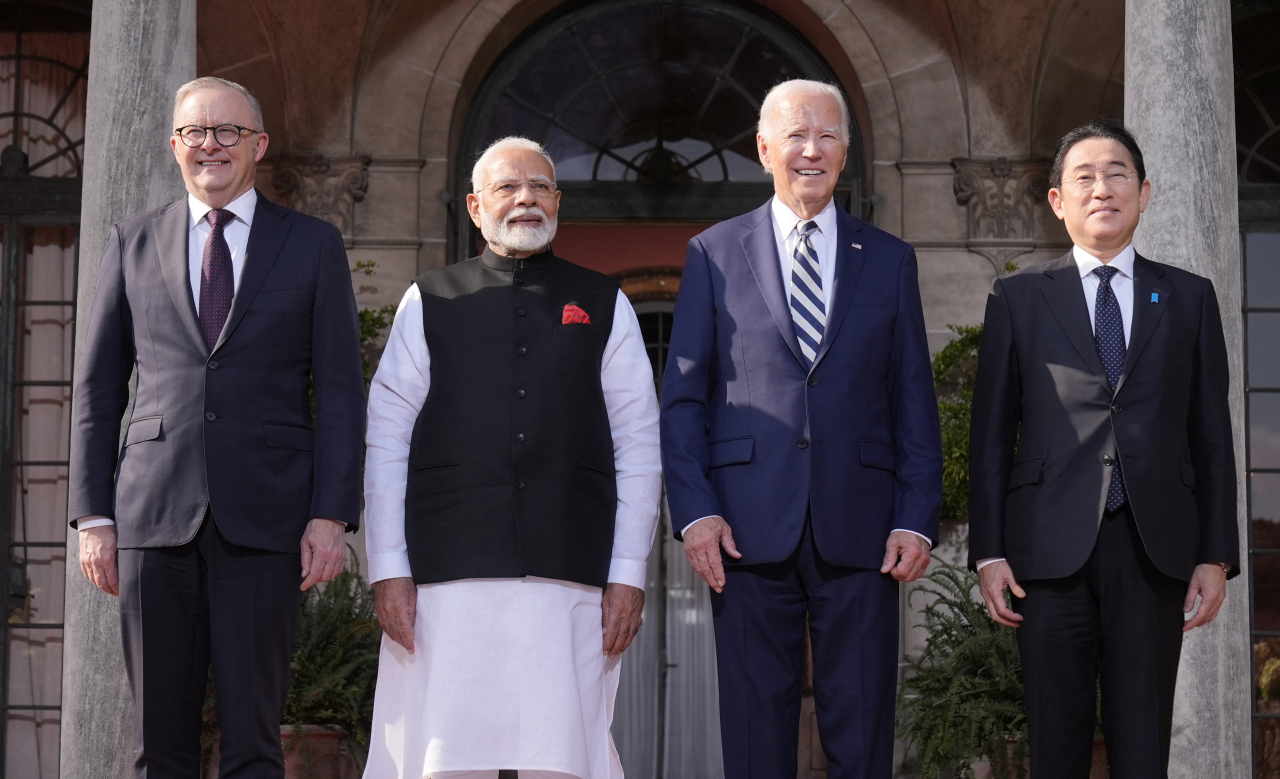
top-left (1125, 1), bottom-right (1250, 777)
top-left (61, 3), bottom-right (195, 778)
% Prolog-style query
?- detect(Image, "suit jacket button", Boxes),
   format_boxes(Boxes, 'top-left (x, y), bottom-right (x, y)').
top-left (205, 412), bottom-right (216, 421)
top-left (517, 482), bottom-right (526, 490)
top-left (517, 346), bottom-right (527, 356)
top-left (516, 308), bottom-right (527, 316)
top-left (1103, 455), bottom-right (1114, 466)
top-left (1111, 405), bottom-right (1122, 414)
top-left (208, 360), bottom-right (219, 370)
top-left (516, 389), bottom-right (526, 398)
top-left (807, 376), bottom-right (818, 387)
top-left (516, 433), bottom-right (525, 443)
top-left (797, 438), bottom-right (808, 449)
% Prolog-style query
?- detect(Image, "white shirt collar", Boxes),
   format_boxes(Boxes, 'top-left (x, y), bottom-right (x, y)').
top-left (1073, 243), bottom-right (1135, 280)
top-left (188, 188), bottom-right (258, 231)
top-left (771, 196), bottom-right (838, 242)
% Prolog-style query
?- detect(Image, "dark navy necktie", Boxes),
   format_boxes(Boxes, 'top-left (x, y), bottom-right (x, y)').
top-left (1093, 264), bottom-right (1127, 511)
top-left (200, 208), bottom-right (235, 351)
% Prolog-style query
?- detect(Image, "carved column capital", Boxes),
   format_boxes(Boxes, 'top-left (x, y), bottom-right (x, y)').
top-left (952, 157), bottom-right (1050, 271)
top-left (271, 153), bottom-right (371, 237)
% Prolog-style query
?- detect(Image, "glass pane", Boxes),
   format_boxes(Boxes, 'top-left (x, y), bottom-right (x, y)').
top-left (4, 710), bottom-right (58, 779)
top-left (1250, 313), bottom-right (1280, 388)
top-left (21, 226), bottom-right (77, 302)
top-left (10, 545), bottom-right (65, 625)
top-left (1254, 474), bottom-right (1280, 531)
top-left (1254, 393), bottom-right (1280, 469)
top-left (7, 629), bottom-right (62, 706)
top-left (1257, 552), bottom-right (1280, 631)
top-left (16, 306), bottom-right (75, 383)
top-left (12, 465), bottom-right (70, 546)
top-left (1248, 233), bottom-right (1280, 309)
top-left (15, 386), bottom-right (72, 463)
top-left (1260, 717), bottom-right (1280, 778)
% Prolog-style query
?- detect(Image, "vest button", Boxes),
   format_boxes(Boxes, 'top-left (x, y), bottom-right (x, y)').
top-left (807, 376), bottom-right (817, 387)
top-left (1103, 455), bottom-right (1114, 466)
top-left (208, 360), bottom-right (219, 370)
top-left (797, 438), bottom-right (808, 449)
top-left (516, 433), bottom-right (526, 443)
top-left (516, 308), bottom-right (527, 316)
top-left (516, 389), bottom-right (526, 398)
top-left (517, 346), bottom-right (527, 356)
top-left (515, 278), bottom-right (526, 286)
top-left (205, 412), bottom-right (216, 421)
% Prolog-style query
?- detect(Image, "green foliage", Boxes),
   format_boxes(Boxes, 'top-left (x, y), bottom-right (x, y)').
top-left (897, 563), bottom-right (1027, 779)
top-left (932, 324), bottom-right (984, 522)
top-left (359, 305), bottom-right (397, 387)
top-left (282, 561), bottom-right (382, 761)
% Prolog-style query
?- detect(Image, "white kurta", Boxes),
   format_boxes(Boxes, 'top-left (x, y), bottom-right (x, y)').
top-left (362, 283), bottom-right (662, 779)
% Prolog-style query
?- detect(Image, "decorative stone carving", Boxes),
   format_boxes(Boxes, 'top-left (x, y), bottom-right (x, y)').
top-left (272, 154), bottom-right (371, 237)
top-left (953, 157), bottom-right (1050, 271)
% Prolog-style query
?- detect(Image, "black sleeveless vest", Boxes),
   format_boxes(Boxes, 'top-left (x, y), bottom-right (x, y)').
top-left (404, 246), bottom-right (620, 587)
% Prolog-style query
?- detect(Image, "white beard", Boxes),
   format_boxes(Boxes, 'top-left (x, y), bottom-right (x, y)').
top-left (480, 203), bottom-right (557, 254)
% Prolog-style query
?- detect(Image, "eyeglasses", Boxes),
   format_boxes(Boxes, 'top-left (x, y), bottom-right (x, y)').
top-left (174, 124), bottom-right (261, 148)
top-left (486, 180), bottom-right (557, 199)
top-left (1064, 167), bottom-right (1138, 193)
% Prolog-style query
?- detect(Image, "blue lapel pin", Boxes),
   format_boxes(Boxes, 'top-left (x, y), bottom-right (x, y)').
top-left (1151, 292), bottom-right (1160, 303)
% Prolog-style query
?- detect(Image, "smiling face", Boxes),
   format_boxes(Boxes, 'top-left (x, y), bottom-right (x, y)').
top-left (1048, 137), bottom-right (1151, 261)
top-left (466, 147), bottom-right (562, 258)
top-left (757, 90), bottom-right (848, 220)
top-left (170, 87), bottom-right (268, 209)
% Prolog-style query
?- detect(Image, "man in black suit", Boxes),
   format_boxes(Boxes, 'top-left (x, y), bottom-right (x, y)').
top-left (969, 118), bottom-right (1238, 779)
top-left (69, 77), bottom-right (365, 778)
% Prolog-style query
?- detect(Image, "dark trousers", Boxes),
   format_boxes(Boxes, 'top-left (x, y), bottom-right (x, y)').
top-left (710, 520), bottom-right (899, 779)
top-left (118, 515), bottom-right (303, 779)
top-left (1015, 506), bottom-right (1185, 779)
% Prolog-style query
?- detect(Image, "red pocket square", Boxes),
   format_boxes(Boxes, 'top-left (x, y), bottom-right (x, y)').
top-left (562, 304), bottom-right (591, 324)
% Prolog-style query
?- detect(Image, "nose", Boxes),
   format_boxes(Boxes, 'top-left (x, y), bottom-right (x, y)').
top-left (514, 183), bottom-right (538, 205)
top-left (802, 137), bottom-right (821, 158)
top-left (199, 131), bottom-right (224, 153)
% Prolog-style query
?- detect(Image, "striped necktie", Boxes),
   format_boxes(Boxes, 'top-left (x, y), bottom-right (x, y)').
top-left (790, 220), bottom-right (825, 368)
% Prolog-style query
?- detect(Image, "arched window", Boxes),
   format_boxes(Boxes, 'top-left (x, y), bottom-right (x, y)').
top-left (455, 0), bottom-right (865, 261)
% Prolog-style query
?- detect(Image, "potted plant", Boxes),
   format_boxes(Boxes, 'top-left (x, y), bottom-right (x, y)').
top-left (897, 562), bottom-right (1029, 779)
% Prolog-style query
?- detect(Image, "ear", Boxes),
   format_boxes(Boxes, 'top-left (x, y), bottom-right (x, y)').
top-left (253, 131), bottom-right (270, 162)
top-left (1138, 177), bottom-right (1152, 213)
top-left (757, 133), bottom-right (771, 171)
top-left (466, 193), bottom-right (483, 228)
top-left (1048, 187), bottom-right (1066, 220)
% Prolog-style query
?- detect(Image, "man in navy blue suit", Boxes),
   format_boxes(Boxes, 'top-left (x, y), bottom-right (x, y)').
top-left (660, 79), bottom-right (942, 778)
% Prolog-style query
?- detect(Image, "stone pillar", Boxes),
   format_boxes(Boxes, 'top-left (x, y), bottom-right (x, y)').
top-left (62, 3), bottom-right (195, 778)
top-left (1125, 1), bottom-right (1250, 777)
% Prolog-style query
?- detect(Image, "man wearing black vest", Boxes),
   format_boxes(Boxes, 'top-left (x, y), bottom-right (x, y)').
top-left (969, 119), bottom-right (1238, 778)
top-left (361, 137), bottom-right (661, 779)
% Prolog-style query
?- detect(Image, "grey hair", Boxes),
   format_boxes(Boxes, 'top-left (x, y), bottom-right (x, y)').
top-left (471, 137), bottom-right (557, 193)
top-left (757, 79), bottom-right (850, 144)
top-left (173, 77), bottom-right (264, 131)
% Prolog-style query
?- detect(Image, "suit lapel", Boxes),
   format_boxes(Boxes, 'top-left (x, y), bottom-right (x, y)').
top-left (1115, 255), bottom-right (1169, 395)
top-left (1040, 252), bottom-right (1111, 392)
top-left (741, 204), bottom-right (805, 368)
top-left (215, 193), bottom-right (290, 352)
top-left (811, 211), bottom-right (866, 370)
top-left (153, 199), bottom-right (208, 357)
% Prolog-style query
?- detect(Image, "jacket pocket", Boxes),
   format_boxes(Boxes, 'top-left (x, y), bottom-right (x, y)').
top-left (577, 463), bottom-right (616, 478)
top-left (125, 416), bottom-right (162, 446)
top-left (264, 423), bottom-right (314, 451)
top-left (859, 441), bottom-right (896, 472)
top-left (1180, 460), bottom-right (1195, 489)
top-left (708, 437), bottom-right (754, 469)
top-left (1007, 457), bottom-right (1045, 490)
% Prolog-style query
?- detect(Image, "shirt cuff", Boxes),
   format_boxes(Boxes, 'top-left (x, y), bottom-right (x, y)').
top-left (681, 515), bottom-right (718, 537)
top-left (76, 517), bottom-right (116, 531)
top-left (975, 557), bottom-right (1006, 571)
top-left (366, 552), bottom-right (414, 584)
top-left (892, 528), bottom-right (932, 548)
top-left (607, 558), bottom-right (648, 590)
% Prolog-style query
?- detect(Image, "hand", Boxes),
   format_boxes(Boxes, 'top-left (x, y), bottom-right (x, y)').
top-left (373, 577), bottom-right (417, 653)
top-left (602, 583), bottom-right (645, 658)
top-left (682, 516), bottom-right (742, 593)
top-left (299, 518), bottom-right (347, 591)
top-left (880, 530), bottom-right (931, 582)
top-left (978, 560), bottom-right (1026, 628)
top-left (1183, 563), bottom-right (1228, 632)
top-left (79, 525), bottom-right (119, 596)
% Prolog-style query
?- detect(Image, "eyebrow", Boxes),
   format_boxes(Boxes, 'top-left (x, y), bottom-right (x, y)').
top-left (1071, 159), bottom-right (1131, 170)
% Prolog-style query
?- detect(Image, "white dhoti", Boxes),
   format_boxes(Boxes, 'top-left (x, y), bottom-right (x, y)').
top-left (362, 577), bottom-right (624, 779)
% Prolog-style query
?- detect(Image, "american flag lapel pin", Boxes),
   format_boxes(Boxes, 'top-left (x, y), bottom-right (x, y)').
top-left (851, 242), bottom-right (862, 250)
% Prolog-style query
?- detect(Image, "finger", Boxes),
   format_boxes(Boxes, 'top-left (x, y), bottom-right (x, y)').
top-left (300, 541), bottom-right (313, 581)
top-left (880, 539), bottom-right (900, 574)
top-left (602, 612), bottom-right (622, 655)
top-left (300, 564), bottom-right (324, 591)
top-left (1008, 580), bottom-right (1027, 599)
top-left (399, 611), bottom-right (416, 653)
top-left (706, 550), bottom-right (726, 592)
top-left (105, 557), bottom-right (120, 597)
top-left (720, 526), bottom-right (742, 559)
top-left (1183, 583), bottom-right (1200, 613)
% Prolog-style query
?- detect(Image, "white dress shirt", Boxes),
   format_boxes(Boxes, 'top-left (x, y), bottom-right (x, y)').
top-left (681, 196), bottom-right (930, 548)
top-left (976, 242), bottom-right (1135, 571)
top-left (363, 284), bottom-right (662, 589)
top-left (77, 188), bottom-right (259, 533)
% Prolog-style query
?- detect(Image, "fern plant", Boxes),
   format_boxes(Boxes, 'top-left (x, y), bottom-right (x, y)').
top-left (897, 563), bottom-right (1028, 779)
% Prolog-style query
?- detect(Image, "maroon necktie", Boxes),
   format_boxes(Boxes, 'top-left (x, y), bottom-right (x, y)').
top-left (199, 208), bottom-right (235, 350)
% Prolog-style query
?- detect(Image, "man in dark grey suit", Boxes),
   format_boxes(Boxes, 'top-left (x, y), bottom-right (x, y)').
top-left (69, 77), bottom-right (365, 778)
top-left (969, 118), bottom-right (1238, 779)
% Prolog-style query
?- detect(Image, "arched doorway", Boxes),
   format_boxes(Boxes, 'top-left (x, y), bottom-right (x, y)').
top-left (457, 3), bottom-right (862, 775)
